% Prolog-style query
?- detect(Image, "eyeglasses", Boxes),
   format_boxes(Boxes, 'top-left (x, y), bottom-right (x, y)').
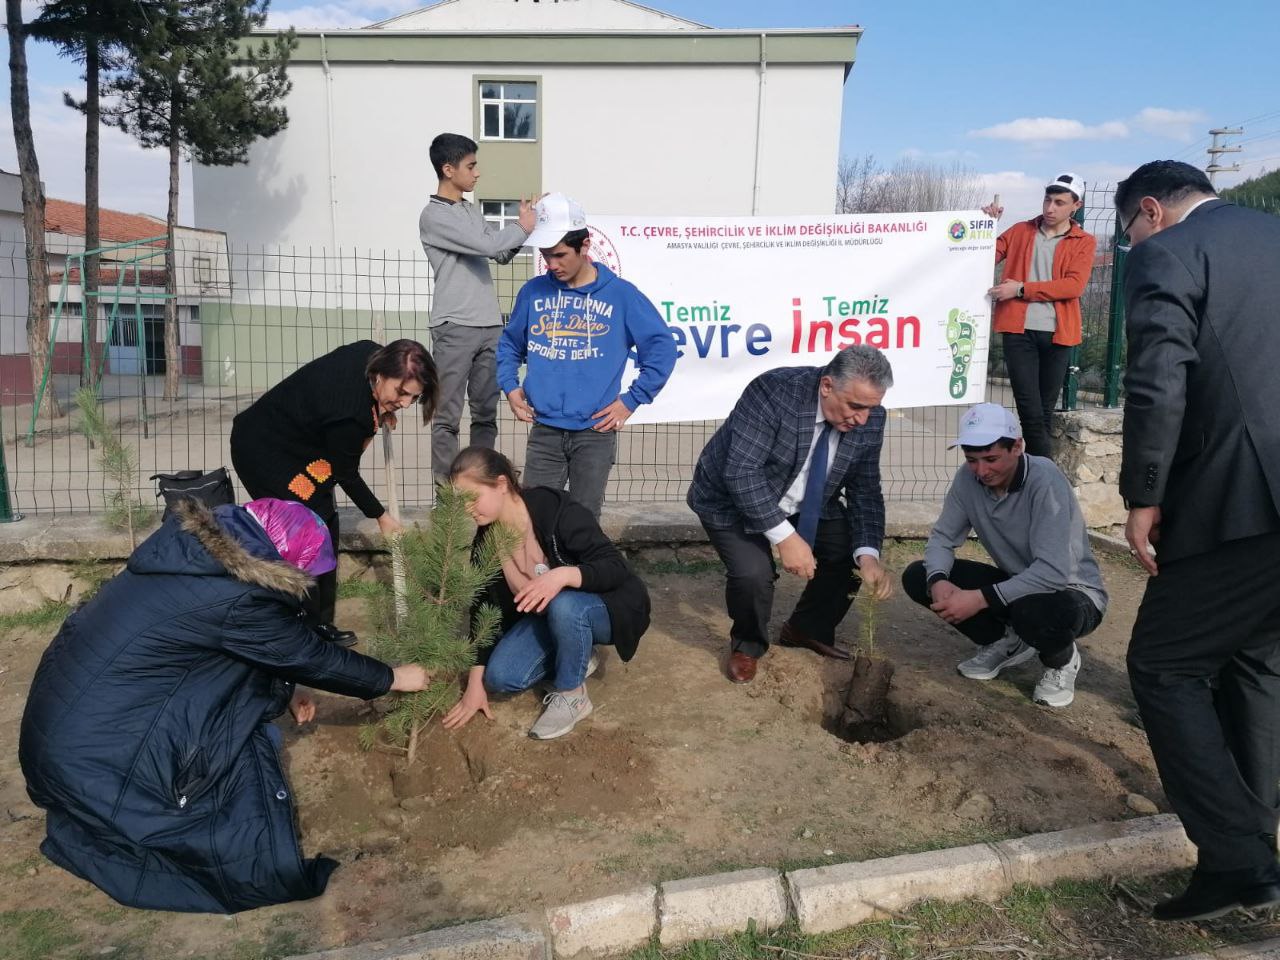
top-left (1120, 207), bottom-right (1143, 240)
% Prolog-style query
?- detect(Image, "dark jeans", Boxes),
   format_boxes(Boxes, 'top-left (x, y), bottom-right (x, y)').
top-left (1128, 532), bottom-right (1280, 872)
top-left (523, 423), bottom-right (617, 519)
top-left (430, 322), bottom-right (501, 482)
top-left (902, 559), bottom-right (1101, 668)
top-left (701, 515), bottom-right (858, 659)
top-left (1002, 330), bottom-right (1072, 458)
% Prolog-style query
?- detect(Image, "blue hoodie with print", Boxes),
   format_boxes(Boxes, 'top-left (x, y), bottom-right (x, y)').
top-left (497, 262), bottom-right (677, 431)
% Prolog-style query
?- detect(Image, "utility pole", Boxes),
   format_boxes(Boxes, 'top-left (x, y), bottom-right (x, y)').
top-left (1207, 127), bottom-right (1243, 186)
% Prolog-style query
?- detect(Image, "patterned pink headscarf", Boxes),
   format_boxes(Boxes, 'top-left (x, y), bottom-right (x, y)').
top-left (244, 498), bottom-right (337, 576)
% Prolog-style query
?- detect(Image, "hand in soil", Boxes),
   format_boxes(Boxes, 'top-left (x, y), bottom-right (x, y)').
top-left (856, 556), bottom-right (893, 600)
top-left (441, 670), bottom-right (493, 730)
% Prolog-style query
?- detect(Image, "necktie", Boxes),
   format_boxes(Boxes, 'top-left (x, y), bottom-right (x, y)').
top-left (796, 422), bottom-right (833, 547)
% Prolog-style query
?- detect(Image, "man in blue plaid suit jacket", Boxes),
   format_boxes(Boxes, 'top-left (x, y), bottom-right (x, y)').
top-left (688, 345), bottom-right (895, 684)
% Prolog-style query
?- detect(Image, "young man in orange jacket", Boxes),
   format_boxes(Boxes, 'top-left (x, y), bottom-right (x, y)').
top-left (985, 174), bottom-right (1096, 457)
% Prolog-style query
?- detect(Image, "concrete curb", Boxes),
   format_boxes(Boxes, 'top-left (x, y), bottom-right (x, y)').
top-left (283, 815), bottom-right (1194, 959)
top-left (1167, 939), bottom-right (1280, 960)
top-left (0, 500), bottom-right (948, 563)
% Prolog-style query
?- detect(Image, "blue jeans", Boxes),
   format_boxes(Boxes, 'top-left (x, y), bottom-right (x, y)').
top-left (483, 590), bottom-right (613, 693)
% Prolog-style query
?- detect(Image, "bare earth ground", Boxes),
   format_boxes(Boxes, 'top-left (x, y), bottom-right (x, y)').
top-left (0, 544), bottom-right (1164, 959)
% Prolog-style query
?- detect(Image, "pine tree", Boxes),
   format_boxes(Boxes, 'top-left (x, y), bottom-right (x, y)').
top-left (74, 387), bottom-right (151, 548)
top-left (100, 1), bottom-right (295, 401)
top-left (29, 1), bottom-right (156, 389)
top-left (5, 0), bottom-right (62, 420)
top-left (362, 485), bottom-right (519, 763)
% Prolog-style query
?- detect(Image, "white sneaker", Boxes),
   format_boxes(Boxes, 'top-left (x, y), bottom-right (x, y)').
top-left (957, 632), bottom-right (1037, 680)
top-left (1034, 645), bottom-right (1081, 707)
top-left (528, 689), bottom-right (593, 740)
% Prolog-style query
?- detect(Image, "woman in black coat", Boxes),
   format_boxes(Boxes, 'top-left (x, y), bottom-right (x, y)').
top-left (230, 338), bottom-right (438, 644)
top-left (443, 447), bottom-right (650, 741)
top-left (18, 499), bottom-right (429, 914)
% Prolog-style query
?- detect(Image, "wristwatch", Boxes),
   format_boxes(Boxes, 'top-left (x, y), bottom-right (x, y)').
top-left (1016, 282), bottom-right (1025, 299)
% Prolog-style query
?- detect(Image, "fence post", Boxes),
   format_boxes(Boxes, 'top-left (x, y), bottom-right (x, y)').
top-left (1103, 208), bottom-right (1129, 407)
top-left (0, 419), bottom-right (22, 522)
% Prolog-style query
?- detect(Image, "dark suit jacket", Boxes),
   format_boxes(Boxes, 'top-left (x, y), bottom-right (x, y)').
top-left (1120, 199), bottom-right (1280, 562)
top-left (687, 366), bottom-right (886, 551)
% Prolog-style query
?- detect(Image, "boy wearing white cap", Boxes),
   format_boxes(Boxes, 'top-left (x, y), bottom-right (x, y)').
top-left (498, 193), bottom-right (676, 517)
top-left (901, 402), bottom-right (1107, 707)
top-left (983, 174), bottom-right (1096, 458)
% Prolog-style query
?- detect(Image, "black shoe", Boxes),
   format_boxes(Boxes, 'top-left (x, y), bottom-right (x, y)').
top-left (314, 623), bottom-right (358, 647)
top-left (1153, 864), bottom-right (1280, 922)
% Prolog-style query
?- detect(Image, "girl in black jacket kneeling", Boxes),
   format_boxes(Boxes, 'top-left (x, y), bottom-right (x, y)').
top-left (443, 447), bottom-right (650, 740)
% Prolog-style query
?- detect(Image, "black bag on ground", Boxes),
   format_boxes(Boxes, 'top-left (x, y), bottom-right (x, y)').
top-left (150, 468), bottom-right (236, 519)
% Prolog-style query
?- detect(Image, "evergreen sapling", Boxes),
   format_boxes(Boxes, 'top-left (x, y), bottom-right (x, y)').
top-left (363, 484), bottom-right (518, 763)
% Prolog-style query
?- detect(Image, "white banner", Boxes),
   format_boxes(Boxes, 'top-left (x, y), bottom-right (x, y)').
top-left (537, 211), bottom-right (997, 424)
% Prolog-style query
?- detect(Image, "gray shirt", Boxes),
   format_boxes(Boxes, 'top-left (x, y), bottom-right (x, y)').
top-left (924, 454), bottom-right (1107, 613)
top-left (418, 196), bottom-right (529, 327)
top-left (1022, 228), bottom-right (1063, 332)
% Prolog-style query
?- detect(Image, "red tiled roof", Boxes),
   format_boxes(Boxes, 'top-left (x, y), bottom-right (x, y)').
top-left (49, 266), bottom-right (168, 287)
top-left (45, 198), bottom-right (168, 246)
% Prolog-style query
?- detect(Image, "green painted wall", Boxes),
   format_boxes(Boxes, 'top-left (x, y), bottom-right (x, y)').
top-left (277, 31), bottom-right (859, 67)
top-left (472, 73), bottom-right (542, 200)
top-left (199, 256), bottom-right (537, 389)
top-left (198, 301), bottom-right (431, 390)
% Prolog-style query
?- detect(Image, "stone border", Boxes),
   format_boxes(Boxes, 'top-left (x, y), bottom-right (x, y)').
top-left (285, 815), bottom-right (1194, 960)
top-left (0, 500), bottom-right (949, 564)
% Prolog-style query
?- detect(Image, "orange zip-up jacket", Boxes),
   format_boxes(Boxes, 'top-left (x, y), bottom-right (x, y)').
top-left (992, 217), bottom-right (1097, 346)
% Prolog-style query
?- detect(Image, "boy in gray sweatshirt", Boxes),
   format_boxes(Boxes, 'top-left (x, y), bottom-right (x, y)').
top-left (419, 133), bottom-right (535, 483)
top-left (901, 403), bottom-right (1107, 707)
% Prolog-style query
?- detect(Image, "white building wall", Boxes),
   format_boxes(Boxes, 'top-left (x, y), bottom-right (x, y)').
top-left (0, 171), bottom-right (27, 357)
top-left (193, 58), bottom-right (845, 252)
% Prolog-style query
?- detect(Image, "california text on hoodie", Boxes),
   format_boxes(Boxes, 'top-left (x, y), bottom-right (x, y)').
top-left (497, 262), bottom-right (677, 431)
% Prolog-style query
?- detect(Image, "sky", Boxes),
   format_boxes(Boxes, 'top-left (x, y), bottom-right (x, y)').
top-left (2, 0), bottom-right (1278, 226)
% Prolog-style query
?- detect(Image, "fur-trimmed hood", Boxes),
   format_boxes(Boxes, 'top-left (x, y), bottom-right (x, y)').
top-left (127, 499), bottom-right (313, 599)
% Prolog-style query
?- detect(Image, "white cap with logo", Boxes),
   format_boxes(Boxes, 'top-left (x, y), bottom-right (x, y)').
top-left (524, 192), bottom-right (588, 249)
top-left (949, 403), bottom-right (1022, 449)
top-left (1046, 172), bottom-right (1084, 201)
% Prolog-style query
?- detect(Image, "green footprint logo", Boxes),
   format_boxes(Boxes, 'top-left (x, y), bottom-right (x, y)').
top-left (946, 308), bottom-right (976, 400)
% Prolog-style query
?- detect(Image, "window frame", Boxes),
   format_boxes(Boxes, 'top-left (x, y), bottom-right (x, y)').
top-left (478, 79), bottom-right (539, 143)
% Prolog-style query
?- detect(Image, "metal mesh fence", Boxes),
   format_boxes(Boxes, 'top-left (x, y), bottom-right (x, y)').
top-left (0, 194), bottom-right (1141, 518)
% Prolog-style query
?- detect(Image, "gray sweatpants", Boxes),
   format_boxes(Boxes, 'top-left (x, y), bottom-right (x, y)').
top-left (430, 322), bottom-right (500, 481)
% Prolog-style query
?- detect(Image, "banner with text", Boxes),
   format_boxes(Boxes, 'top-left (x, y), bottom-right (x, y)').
top-left (536, 211), bottom-right (997, 424)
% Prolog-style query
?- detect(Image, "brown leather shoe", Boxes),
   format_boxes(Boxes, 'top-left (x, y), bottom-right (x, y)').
top-left (778, 622), bottom-right (850, 660)
top-left (727, 651), bottom-right (758, 684)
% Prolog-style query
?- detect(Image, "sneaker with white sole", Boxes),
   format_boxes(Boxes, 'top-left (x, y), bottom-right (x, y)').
top-left (1033, 645), bottom-right (1081, 707)
top-left (957, 632), bottom-right (1037, 680)
top-left (528, 689), bottom-right (593, 740)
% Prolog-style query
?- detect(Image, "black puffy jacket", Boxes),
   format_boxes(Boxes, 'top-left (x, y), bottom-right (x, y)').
top-left (19, 501), bottom-right (393, 913)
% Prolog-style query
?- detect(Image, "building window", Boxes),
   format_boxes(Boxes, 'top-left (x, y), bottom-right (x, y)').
top-left (480, 81), bottom-right (537, 141)
top-left (481, 200), bottom-right (521, 231)
top-left (192, 256), bottom-right (213, 285)
top-left (482, 200), bottom-right (530, 256)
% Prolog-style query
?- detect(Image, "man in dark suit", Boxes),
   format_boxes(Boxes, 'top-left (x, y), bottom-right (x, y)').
top-left (1118, 160), bottom-right (1280, 922)
top-left (688, 344), bottom-right (895, 684)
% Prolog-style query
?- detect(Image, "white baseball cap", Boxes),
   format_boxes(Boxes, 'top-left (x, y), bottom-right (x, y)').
top-left (949, 403), bottom-right (1022, 449)
top-left (524, 192), bottom-right (588, 249)
top-left (1046, 172), bottom-right (1084, 201)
